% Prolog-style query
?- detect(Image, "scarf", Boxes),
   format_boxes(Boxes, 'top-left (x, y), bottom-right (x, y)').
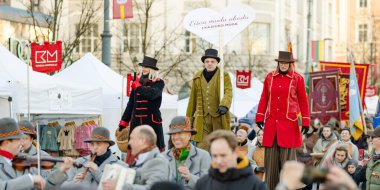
top-left (238, 139), bottom-right (248, 147)
top-left (203, 67), bottom-right (218, 82)
top-left (0, 149), bottom-right (14, 160)
top-left (94, 149), bottom-right (111, 166)
top-left (173, 143), bottom-right (191, 161)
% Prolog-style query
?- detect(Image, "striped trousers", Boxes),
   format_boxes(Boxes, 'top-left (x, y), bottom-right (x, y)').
top-left (264, 135), bottom-right (296, 190)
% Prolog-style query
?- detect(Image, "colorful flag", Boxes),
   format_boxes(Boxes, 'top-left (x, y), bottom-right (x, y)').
top-left (288, 41), bottom-right (294, 61)
top-left (349, 53), bottom-right (364, 140)
top-left (311, 40), bottom-right (324, 62)
top-left (113, 0), bottom-right (133, 19)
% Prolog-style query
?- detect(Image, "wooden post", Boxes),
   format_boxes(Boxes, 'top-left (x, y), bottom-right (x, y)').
top-left (219, 30), bottom-right (224, 101)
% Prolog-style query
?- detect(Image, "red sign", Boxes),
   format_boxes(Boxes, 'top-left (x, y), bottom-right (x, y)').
top-left (31, 41), bottom-right (62, 73)
top-left (366, 87), bottom-right (376, 97)
top-left (113, 0), bottom-right (133, 19)
top-left (126, 73), bottom-right (133, 97)
top-left (236, 70), bottom-right (251, 89)
top-left (320, 61), bottom-right (369, 120)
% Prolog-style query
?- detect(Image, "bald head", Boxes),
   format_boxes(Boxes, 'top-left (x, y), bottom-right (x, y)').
top-left (137, 125), bottom-right (157, 146)
top-left (129, 125), bottom-right (157, 155)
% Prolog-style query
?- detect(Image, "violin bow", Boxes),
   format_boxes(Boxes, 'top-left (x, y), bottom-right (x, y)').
top-left (35, 121), bottom-right (41, 176)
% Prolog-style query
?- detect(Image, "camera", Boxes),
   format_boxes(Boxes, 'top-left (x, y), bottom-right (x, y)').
top-left (301, 167), bottom-right (328, 184)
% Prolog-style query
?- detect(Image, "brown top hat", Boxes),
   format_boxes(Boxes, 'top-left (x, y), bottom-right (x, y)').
top-left (167, 116), bottom-right (197, 135)
top-left (274, 51), bottom-right (294, 63)
top-left (84, 127), bottom-right (115, 146)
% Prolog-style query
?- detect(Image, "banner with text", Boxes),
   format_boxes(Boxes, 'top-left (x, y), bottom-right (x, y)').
top-left (183, 4), bottom-right (255, 46)
top-left (31, 41), bottom-right (62, 73)
top-left (236, 70), bottom-right (251, 89)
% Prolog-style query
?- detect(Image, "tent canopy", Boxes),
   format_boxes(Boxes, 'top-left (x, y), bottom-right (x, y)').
top-left (54, 53), bottom-right (126, 109)
top-left (0, 78), bottom-right (11, 97)
top-left (0, 44), bottom-right (102, 114)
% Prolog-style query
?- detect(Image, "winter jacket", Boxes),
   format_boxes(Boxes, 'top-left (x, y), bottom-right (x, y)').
top-left (366, 151), bottom-right (380, 190)
top-left (194, 155), bottom-right (268, 190)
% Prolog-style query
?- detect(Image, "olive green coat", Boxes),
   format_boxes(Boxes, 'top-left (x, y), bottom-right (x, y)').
top-left (186, 68), bottom-right (232, 142)
top-left (366, 150), bottom-right (380, 190)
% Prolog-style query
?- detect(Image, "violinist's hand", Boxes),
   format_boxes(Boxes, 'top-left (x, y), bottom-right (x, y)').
top-left (32, 175), bottom-right (46, 190)
top-left (74, 172), bottom-right (85, 181)
top-left (85, 161), bottom-right (98, 172)
top-left (59, 157), bottom-right (75, 173)
top-left (102, 178), bottom-right (117, 190)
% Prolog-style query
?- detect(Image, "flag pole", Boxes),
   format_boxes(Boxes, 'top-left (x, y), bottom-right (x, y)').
top-left (219, 29), bottom-right (224, 101)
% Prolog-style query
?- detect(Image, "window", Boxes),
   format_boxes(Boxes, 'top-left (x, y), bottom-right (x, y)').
top-left (31, 0), bottom-right (41, 12)
top-left (359, 0), bottom-right (367, 8)
top-left (358, 24), bottom-right (368, 42)
top-left (122, 23), bottom-right (145, 53)
top-left (76, 24), bottom-right (99, 53)
top-left (184, 30), bottom-right (196, 53)
top-left (246, 22), bottom-right (270, 54)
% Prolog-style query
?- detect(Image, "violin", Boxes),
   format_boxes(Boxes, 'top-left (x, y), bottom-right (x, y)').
top-left (81, 153), bottom-right (97, 180)
top-left (12, 154), bottom-right (83, 171)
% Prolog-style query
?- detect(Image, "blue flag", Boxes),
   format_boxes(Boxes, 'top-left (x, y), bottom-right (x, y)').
top-left (349, 53), bottom-right (364, 140)
top-left (374, 94), bottom-right (380, 128)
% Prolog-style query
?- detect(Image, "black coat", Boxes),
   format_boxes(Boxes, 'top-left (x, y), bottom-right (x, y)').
top-left (195, 164), bottom-right (268, 190)
top-left (121, 79), bottom-right (165, 149)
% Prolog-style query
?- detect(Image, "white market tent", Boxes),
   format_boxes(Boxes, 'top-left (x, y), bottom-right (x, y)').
top-left (0, 77), bottom-right (12, 117)
top-left (178, 72), bottom-right (263, 119)
top-left (0, 44), bottom-right (102, 115)
top-left (54, 53), bottom-right (178, 149)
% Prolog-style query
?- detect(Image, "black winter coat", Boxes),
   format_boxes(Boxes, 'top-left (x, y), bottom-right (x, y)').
top-left (121, 78), bottom-right (165, 149)
top-left (195, 163), bottom-right (268, 190)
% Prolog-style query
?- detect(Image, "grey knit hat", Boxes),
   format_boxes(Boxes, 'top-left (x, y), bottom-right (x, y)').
top-left (0, 118), bottom-right (25, 141)
top-left (84, 127), bottom-right (115, 146)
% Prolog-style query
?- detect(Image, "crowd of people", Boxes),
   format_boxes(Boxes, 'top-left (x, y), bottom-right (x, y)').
top-left (0, 49), bottom-right (379, 190)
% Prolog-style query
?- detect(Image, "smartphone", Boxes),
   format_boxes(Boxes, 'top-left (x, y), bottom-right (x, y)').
top-left (301, 167), bottom-right (328, 184)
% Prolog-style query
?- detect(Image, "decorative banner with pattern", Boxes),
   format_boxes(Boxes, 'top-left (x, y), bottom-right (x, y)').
top-left (236, 70), bottom-right (251, 89)
top-left (320, 61), bottom-right (369, 120)
top-left (309, 70), bottom-right (340, 125)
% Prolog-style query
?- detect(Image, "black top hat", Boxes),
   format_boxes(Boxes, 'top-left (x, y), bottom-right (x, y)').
top-left (0, 118), bottom-right (25, 141)
top-left (201, 49), bottom-right (220, 63)
top-left (138, 56), bottom-right (159, 70)
top-left (167, 116), bottom-right (197, 135)
top-left (275, 51), bottom-right (295, 63)
top-left (18, 120), bottom-right (36, 137)
top-left (84, 127), bottom-right (115, 146)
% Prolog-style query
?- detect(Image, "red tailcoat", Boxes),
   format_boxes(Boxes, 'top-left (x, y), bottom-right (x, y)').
top-left (255, 69), bottom-right (310, 148)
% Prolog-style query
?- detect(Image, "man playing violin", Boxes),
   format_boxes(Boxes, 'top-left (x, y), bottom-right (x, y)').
top-left (63, 127), bottom-right (127, 187)
top-left (0, 117), bottom-right (74, 190)
top-left (18, 120), bottom-right (53, 178)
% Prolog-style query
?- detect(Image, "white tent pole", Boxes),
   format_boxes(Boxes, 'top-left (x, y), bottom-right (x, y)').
top-left (219, 30), bottom-right (224, 101)
top-left (27, 60), bottom-right (30, 121)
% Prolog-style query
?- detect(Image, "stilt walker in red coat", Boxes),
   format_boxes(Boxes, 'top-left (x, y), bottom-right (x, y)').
top-left (255, 51), bottom-right (310, 190)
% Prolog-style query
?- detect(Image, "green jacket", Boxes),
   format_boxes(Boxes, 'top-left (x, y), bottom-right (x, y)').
top-left (366, 151), bottom-right (380, 190)
top-left (186, 68), bottom-right (232, 142)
